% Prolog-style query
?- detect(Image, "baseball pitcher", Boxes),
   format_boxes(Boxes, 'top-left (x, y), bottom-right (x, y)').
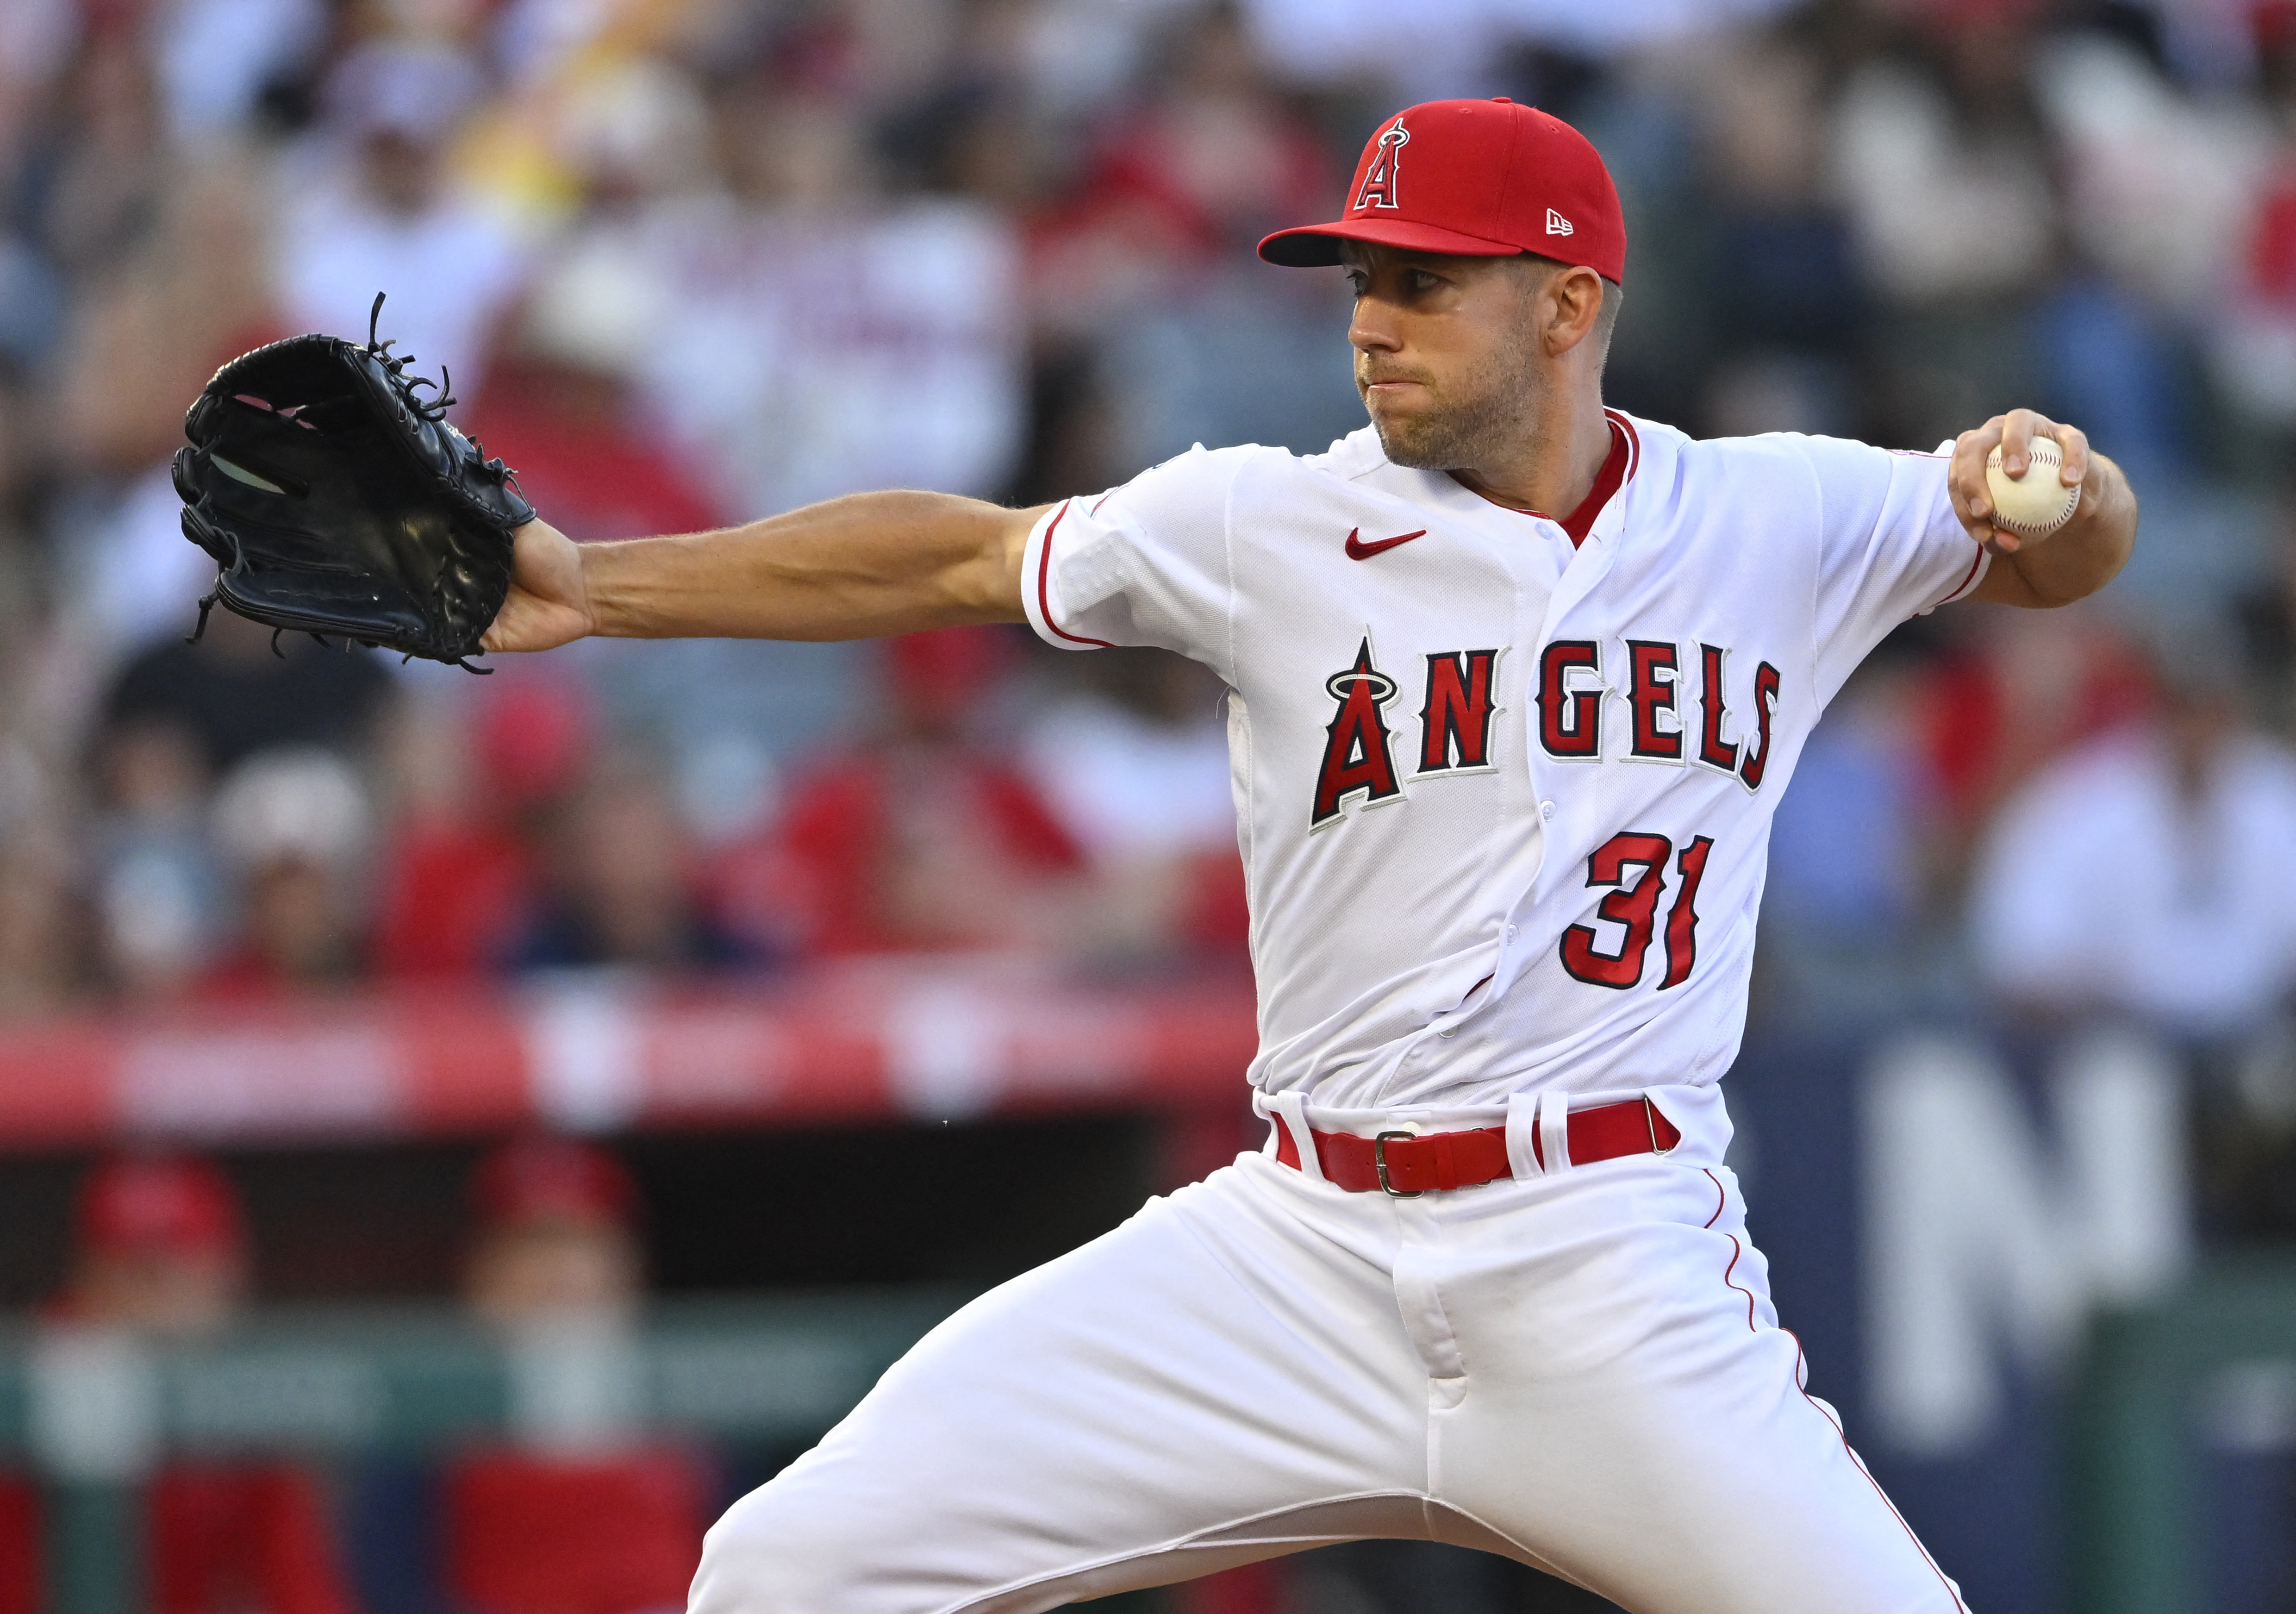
top-left (188, 99), bottom-right (2138, 1614)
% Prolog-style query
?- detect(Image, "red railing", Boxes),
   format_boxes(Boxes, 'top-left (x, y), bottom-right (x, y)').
top-left (0, 959), bottom-right (1261, 1151)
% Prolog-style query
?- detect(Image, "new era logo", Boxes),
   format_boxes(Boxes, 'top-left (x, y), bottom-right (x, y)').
top-left (1546, 208), bottom-right (1573, 237)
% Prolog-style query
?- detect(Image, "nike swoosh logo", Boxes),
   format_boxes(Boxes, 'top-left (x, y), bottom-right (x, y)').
top-left (1345, 527), bottom-right (1426, 560)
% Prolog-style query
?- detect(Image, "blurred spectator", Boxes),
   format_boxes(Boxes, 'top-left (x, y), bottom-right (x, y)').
top-left (55, 149), bottom-right (283, 483)
top-left (50, 140), bottom-right (287, 645)
top-left (99, 607), bottom-right (395, 779)
top-left (48, 1153), bottom-right (358, 1614)
top-left (1830, 8), bottom-right (2058, 310)
top-left (274, 40), bottom-right (528, 401)
top-left (0, 375), bottom-right (82, 1016)
top-left (35, 26), bottom-right (171, 279)
top-left (510, 748), bottom-right (755, 972)
top-left (462, 1134), bottom-right (643, 1326)
top-left (371, 674), bottom-right (586, 980)
top-left (2020, 27), bottom-right (2257, 484)
top-left (151, 0), bottom-right (327, 143)
top-left (15, 0), bottom-right (2289, 1040)
top-left (461, 255), bottom-right (725, 544)
top-left (2234, 486), bottom-right (2296, 734)
top-left (1684, 31), bottom-right (1866, 438)
top-left (0, 365), bottom-right (38, 544)
top-left (1021, 647), bottom-right (1247, 957)
top-left (1904, 601), bottom-right (2153, 840)
top-left (1968, 625), bottom-right (2296, 1036)
top-left (0, 229), bottom-right (63, 372)
top-left (1023, 6), bottom-right (1348, 477)
top-left (444, 1136), bottom-right (710, 1614)
top-left (454, 48), bottom-right (724, 547)
top-left (0, 811), bottom-right (85, 1012)
top-left (639, 81), bottom-right (1024, 522)
top-left (759, 627), bottom-right (1086, 954)
top-left (0, 0), bottom-right (76, 178)
top-left (1828, 6), bottom-right (2058, 444)
top-left (1763, 647), bottom-right (1935, 954)
top-left (2211, 1), bottom-right (2296, 425)
top-left (1043, 5), bottom-right (1330, 301)
top-left (199, 748), bottom-right (374, 998)
top-left (59, 1151), bottom-right (246, 1332)
top-left (2033, 29), bottom-right (2270, 317)
top-left (91, 720), bottom-right (218, 1001)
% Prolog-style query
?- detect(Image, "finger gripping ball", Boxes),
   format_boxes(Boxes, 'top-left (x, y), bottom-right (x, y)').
top-left (1984, 436), bottom-right (2080, 538)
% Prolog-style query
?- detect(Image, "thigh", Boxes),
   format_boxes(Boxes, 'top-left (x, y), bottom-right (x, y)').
top-left (691, 1164), bottom-right (1430, 1614)
top-left (1429, 1164), bottom-right (1968, 1614)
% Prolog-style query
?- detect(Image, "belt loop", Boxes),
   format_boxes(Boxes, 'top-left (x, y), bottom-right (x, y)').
top-left (1536, 1091), bottom-right (1572, 1175)
top-left (1505, 1092), bottom-right (1543, 1177)
top-left (1252, 1090), bottom-right (1279, 1157)
top-left (1267, 1092), bottom-right (1325, 1186)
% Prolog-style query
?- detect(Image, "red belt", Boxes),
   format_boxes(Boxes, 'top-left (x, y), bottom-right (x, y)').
top-left (1273, 1098), bottom-right (1681, 1195)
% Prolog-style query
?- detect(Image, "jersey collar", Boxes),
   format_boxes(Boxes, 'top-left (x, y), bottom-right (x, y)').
top-left (1452, 411), bottom-right (1635, 548)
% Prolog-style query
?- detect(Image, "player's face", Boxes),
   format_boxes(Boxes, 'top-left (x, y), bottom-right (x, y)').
top-left (1341, 245), bottom-right (1550, 472)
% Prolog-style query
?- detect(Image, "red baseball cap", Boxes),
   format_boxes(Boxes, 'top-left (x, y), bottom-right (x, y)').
top-left (1259, 98), bottom-right (1626, 285)
top-left (476, 674), bottom-right (595, 807)
top-left (75, 1154), bottom-right (245, 1261)
top-left (472, 1135), bottom-right (638, 1231)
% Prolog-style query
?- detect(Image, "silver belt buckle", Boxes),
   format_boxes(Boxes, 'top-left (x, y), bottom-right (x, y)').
top-left (1373, 1130), bottom-right (1422, 1197)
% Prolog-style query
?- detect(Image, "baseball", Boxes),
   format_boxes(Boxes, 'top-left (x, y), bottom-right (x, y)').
top-left (1984, 436), bottom-right (2080, 538)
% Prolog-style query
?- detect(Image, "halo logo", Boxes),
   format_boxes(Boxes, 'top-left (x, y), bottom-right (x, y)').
top-left (1311, 638), bottom-right (1403, 826)
top-left (1354, 119), bottom-right (1409, 212)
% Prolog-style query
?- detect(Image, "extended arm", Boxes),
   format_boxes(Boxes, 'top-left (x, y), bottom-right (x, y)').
top-left (1949, 409), bottom-right (2138, 609)
top-left (480, 492), bottom-right (1044, 652)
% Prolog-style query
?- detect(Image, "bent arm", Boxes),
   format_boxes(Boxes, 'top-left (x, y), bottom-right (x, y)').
top-left (1948, 409), bottom-right (2138, 609)
top-left (482, 492), bottom-right (1045, 652)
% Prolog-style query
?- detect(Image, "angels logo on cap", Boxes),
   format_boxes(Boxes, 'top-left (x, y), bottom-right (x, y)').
top-left (1354, 118), bottom-right (1409, 212)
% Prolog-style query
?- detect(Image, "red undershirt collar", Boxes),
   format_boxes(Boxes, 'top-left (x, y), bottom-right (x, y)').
top-left (1454, 416), bottom-right (1629, 549)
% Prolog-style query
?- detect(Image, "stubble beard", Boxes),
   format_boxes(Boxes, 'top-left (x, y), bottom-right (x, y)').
top-left (1362, 337), bottom-right (1548, 473)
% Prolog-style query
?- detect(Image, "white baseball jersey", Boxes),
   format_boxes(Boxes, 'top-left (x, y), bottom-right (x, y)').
top-left (696, 408), bottom-right (1992, 1614)
top-left (1021, 410), bottom-right (1987, 1110)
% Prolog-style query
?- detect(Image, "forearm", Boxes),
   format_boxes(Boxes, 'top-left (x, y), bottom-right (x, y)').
top-left (1987, 452), bottom-right (2137, 608)
top-left (582, 491), bottom-right (1042, 641)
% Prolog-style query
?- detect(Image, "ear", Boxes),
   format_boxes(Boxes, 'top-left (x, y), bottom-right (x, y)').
top-left (1542, 265), bottom-right (1606, 356)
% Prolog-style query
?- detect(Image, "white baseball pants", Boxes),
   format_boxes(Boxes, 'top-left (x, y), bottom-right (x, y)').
top-left (690, 1088), bottom-right (1969, 1614)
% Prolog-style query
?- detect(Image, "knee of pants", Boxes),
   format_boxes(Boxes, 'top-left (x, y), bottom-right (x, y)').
top-left (690, 1475), bottom-right (872, 1614)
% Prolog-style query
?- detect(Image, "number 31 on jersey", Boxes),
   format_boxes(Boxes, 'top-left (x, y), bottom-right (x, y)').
top-left (1561, 832), bottom-right (1713, 991)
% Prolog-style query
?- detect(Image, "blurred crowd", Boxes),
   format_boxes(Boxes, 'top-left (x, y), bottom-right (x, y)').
top-left (2, 1141), bottom-right (716, 1614)
top-left (0, 0), bottom-right (2288, 1174)
top-left (0, 2), bottom-right (2295, 1605)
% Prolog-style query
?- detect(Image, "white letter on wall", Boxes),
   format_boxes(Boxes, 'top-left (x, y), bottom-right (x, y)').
top-left (1864, 1031), bottom-right (2189, 1455)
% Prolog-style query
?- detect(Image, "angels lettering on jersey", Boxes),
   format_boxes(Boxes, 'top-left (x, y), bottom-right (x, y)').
top-left (1312, 638), bottom-right (1499, 827)
top-left (1017, 415), bottom-right (1989, 1103)
top-left (1310, 632), bottom-right (1781, 831)
top-left (1311, 631), bottom-right (1773, 998)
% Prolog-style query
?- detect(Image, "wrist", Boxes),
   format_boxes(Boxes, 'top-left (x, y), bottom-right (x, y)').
top-left (578, 539), bottom-right (632, 638)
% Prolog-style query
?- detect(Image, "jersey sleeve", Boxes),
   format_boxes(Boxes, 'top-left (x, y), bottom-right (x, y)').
top-left (1792, 435), bottom-right (1990, 707)
top-left (1020, 445), bottom-right (1250, 678)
